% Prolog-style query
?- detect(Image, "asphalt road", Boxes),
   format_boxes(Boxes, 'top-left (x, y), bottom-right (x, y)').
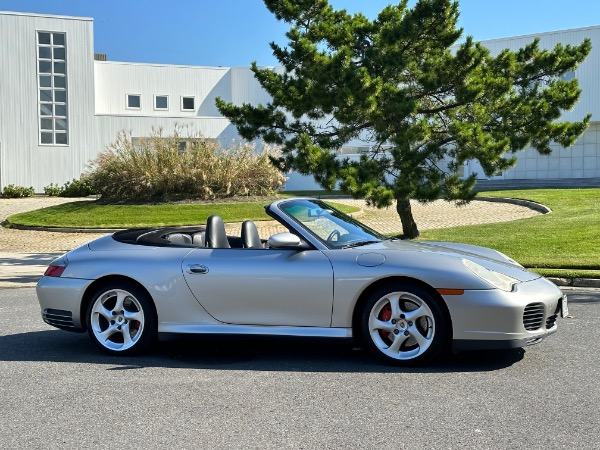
top-left (0, 287), bottom-right (598, 449)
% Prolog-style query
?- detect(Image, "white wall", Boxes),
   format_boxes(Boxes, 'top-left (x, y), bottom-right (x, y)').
top-left (94, 61), bottom-right (231, 117)
top-left (0, 11), bottom-right (279, 191)
top-left (478, 28), bottom-right (600, 181)
top-left (482, 26), bottom-right (600, 123)
top-left (288, 27), bottom-right (600, 187)
top-left (0, 11), bottom-right (96, 191)
top-left (503, 123), bottom-right (600, 180)
top-left (1, 10), bottom-right (599, 192)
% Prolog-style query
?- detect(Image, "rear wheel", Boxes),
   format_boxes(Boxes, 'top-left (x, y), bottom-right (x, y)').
top-left (360, 283), bottom-right (449, 366)
top-left (86, 282), bottom-right (156, 356)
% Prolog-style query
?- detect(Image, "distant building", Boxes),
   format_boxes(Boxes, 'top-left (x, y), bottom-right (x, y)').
top-left (0, 10), bottom-right (598, 192)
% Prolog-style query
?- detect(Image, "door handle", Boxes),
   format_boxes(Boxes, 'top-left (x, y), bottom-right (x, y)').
top-left (187, 264), bottom-right (209, 274)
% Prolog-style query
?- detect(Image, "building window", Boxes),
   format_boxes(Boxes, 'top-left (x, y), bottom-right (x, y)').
top-left (181, 96), bottom-right (195, 111)
top-left (37, 31), bottom-right (68, 146)
top-left (154, 95), bottom-right (168, 110)
top-left (127, 94), bottom-right (141, 109)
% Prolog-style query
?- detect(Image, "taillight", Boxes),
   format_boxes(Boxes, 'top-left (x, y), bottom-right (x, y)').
top-left (44, 265), bottom-right (66, 277)
top-left (44, 255), bottom-right (68, 277)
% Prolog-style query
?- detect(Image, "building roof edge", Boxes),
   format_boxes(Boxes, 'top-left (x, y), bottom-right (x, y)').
top-left (0, 10), bottom-right (93, 21)
top-left (473, 24), bottom-right (600, 44)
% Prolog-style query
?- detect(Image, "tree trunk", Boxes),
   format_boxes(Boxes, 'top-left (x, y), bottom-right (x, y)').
top-left (396, 197), bottom-right (420, 239)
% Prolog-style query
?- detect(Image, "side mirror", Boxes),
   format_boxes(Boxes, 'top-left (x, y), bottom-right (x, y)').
top-left (267, 232), bottom-right (309, 249)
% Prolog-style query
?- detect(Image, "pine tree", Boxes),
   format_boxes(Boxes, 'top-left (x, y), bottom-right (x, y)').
top-left (217, 0), bottom-right (591, 238)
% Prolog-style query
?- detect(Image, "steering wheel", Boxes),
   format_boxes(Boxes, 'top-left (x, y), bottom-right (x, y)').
top-left (327, 230), bottom-right (341, 242)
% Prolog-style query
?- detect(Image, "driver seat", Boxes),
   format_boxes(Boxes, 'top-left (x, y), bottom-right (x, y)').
top-left (205, 215), bottom-right (230, 248)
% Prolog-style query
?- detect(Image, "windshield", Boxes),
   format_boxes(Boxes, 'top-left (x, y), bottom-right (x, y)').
top-left (278, 199), bottom-right (384, 249)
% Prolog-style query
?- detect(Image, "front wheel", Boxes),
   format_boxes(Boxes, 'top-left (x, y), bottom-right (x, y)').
top-left (360, 283), bottom-right (449, 366)
top-left (86, 282), bottom-right (157, 356)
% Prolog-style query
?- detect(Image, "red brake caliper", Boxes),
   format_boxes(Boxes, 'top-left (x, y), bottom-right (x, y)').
top-left (378, 303), bottom-right (392, 341)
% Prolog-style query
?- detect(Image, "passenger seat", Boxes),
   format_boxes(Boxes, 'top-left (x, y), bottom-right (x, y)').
top-left (241, 220), bottom-right (263, 248)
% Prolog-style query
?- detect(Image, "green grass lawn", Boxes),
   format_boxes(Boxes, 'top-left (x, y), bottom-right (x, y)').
top-left (6, 199), bottom-right (359, 229)
top-left (421, 188), bottom-right (600, 278)
top-left (6, 188), bottom-right (599, 278)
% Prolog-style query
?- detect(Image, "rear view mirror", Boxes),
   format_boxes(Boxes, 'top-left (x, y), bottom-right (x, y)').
top-left (307, 208), bottom-right (325, 217)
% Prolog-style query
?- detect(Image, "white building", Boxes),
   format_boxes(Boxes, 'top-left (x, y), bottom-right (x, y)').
top-left (0, 10), bottom-right (599, 192)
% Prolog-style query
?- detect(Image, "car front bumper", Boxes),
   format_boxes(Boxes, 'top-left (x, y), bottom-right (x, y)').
top-left (441, 276), bottom-right (565, 351)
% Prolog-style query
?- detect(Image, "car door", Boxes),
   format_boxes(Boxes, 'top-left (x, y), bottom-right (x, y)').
top-left (181, 247), bottom-right (334, 327)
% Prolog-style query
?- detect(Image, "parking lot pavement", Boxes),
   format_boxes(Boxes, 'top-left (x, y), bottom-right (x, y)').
top-left (0, 287), bottom-right (598, 449)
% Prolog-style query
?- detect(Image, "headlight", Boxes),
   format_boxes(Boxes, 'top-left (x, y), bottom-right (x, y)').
top-left (462, 259), bottom-right (519, 292)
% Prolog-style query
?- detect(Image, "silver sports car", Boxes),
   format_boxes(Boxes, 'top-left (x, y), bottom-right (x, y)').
top-left (37, 197), bottom-right (567, 365)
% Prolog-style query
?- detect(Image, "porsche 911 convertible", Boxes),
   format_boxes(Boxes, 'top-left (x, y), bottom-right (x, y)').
top-left (36, 197), bottom-right (567, 365)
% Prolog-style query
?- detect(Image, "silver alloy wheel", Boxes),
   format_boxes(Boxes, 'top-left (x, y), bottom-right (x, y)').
top-left (89, 288), bottom-right (145, 352)
top-left (368, 291), bottom-right (435, 360)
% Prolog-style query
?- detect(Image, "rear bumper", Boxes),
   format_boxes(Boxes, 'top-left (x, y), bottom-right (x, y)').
top-left (442, 276), bottom-right (564, 350)
top-left (36, 276), bottom-right (93, 331)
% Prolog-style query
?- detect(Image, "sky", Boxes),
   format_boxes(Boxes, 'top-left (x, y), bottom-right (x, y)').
top-left (1, 0), bottom-right (600, 67)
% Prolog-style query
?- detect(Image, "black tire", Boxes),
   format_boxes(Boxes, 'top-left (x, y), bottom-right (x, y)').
top-left (360, 283), bottom-right (449, 366)
top-left (86, 281), bottom-right (157, 356)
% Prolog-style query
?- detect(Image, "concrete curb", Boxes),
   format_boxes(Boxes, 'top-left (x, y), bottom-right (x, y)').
top-left (5, 195), bottom-right (550, 233)
top-left (475, 197), bottom-right (552, 214)
top-left (546, 277), bottom-right (600, 288)
top-left (5, 222), bottom-right (123, 233)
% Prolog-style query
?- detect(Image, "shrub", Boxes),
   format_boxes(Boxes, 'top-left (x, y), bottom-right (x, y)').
top-left (1, 184), bottom-right (35, 198)
top-left (60, 175), bottom-right (98, 197)
top-left (88, 128), bottom-right (286, 202)
top-left (44, 183), bottom-right (63, 196)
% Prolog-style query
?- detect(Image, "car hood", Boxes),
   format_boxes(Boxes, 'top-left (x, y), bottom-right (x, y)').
top-left (360, 239), bottom-right (540, 282)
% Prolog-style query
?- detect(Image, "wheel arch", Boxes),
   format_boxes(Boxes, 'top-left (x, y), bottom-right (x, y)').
top-left (351, 276), bottom-right (453, 343)
top-left (80, 275), bottom-right (157, 332)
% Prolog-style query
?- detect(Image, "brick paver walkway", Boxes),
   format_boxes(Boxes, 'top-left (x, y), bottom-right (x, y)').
top-left (0, 196), bottom-right (539, 253)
